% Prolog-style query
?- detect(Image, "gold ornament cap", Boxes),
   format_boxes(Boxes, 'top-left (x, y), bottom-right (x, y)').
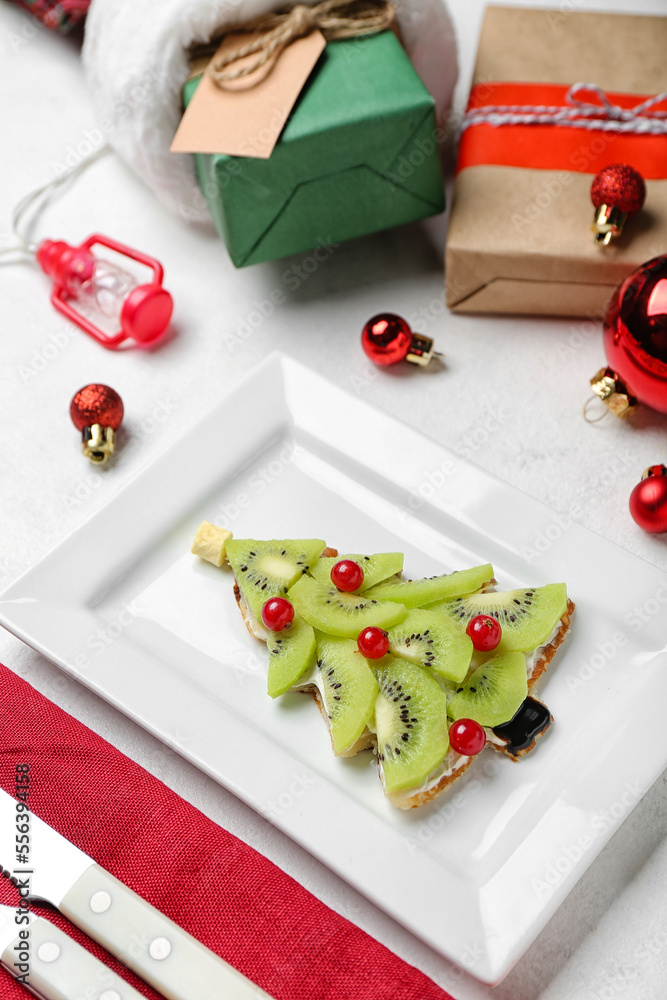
top-left (82, 424), bottom-right (116, 464)
top-left (591, 205), bottom-right (628, 246)
top-left (406, 333), bottom-right (439, 367)
top-left (586, 367), bottom-right (638, 421)
top-left (642, 464), bottom-right (667, 481)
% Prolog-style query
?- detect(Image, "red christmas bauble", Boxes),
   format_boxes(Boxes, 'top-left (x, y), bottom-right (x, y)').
top-left (70, 384), bottom-right (124, 431)
top-left (602, 256), bottom-right (667, 414)
top-left (591, 164), bottom-right (646, 215)
top-left (629, 466), bottom-right (667, 533)
top-left (361, 314), bottom-right (412, 366)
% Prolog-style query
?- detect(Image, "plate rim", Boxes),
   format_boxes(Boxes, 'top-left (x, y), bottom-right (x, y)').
top-left (1, 351), bottom-right (666, 985)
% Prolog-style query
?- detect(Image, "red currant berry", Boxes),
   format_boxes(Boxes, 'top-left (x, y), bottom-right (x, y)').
top-left (331, 559), bottom-right (364, 592)
top-left (449, 718), bottom-right (486, 756)
top-left (357, 626), bottom-right (389, 659)
top-left (261, 597), bottom-right (295, 631)
top-left (466, 614), bottom-right (502, 651)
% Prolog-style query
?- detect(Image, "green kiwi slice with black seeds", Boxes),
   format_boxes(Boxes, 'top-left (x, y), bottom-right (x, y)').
top-left (296, 635), bottom-right (379, 755)
top-left (267, 615), bottom-right (316, 699)
top-left (447, 651), bottom-right (528, 727)
top-left (226, 537), bottom-right (325, 621)
top-left (386, 609), bottom-right (473, 684)
top-left (367, 563), bottom-right (494, 608)
top-left (289, 574), bottom-right (407, 638)
top-left (373, 657), bottom-right (450, 794)
top-left (435, 583), bottom-right (567, 651)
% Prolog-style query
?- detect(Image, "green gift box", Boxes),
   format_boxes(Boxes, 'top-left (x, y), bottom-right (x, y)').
top-left (183, 31), bottom-right (444, 267)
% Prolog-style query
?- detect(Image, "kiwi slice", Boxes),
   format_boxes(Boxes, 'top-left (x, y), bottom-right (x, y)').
top-left (387, 609), bottom-right (473, 684)
top-left (289, 574), bottom-right (407, 638)
top-left (226, 537), bottom-right (325, 620)
top-left (311, 552), bottom-right (404, 592)
top-left (367, 563), bottom-right (494, 609)
top-left (447, 651), bottom-right (527, 727)
top-left (302, 635), bottom-right (379, 755)
top-left (436, 583), bottom-right (567, 652)
top-left (373, 657), bottom-right (450, 794)
top-left (267, 615), bottom-right (316, 699)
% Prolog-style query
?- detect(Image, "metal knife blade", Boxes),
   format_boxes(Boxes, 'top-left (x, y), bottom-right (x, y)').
top-left (0, 789), bottom-right (274, 999)
top-left (0, 789), bottom-right (94, 906)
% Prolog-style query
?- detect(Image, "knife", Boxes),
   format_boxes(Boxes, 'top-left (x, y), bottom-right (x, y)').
top-left (0, 789), bottom-right (273, 1000)
top-left (0, 902), bottom-right (146, 1000)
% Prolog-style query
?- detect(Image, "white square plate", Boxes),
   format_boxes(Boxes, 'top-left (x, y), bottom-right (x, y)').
top-left (1, 353), bottom-right (665, 984)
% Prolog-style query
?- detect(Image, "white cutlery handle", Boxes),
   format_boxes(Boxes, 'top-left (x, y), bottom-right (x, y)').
top-left (60, 865), bottom-right (272, 1000)
top-left (1, 915), bottom-right (144, 1000)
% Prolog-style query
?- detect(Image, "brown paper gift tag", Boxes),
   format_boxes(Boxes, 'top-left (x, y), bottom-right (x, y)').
top-left (171, 29), bottom-right (326, 159)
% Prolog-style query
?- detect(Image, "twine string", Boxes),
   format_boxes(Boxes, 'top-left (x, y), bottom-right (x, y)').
top-left (200, 0), bottom-right (395, 85)
top-left (460, 83), bottom-right (667, 136)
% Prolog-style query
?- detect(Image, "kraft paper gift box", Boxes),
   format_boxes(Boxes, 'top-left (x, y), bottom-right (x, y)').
top-left (183, 30), bottom-right (444, 268)
top-left (445, 6), bottom-right (667, 317)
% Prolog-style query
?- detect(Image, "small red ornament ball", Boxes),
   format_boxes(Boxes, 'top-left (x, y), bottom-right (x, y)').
top-left (331, 559), bottom-right (364, 592)
top-left (466, 615), bottom-right (502, 652)
top-left (591, 164), bottom-right (646, 216)
top-left (357, 626), bottom-right (389, 659)
top-left (261, 597), bottom-right (295, 631)
top-left (449, 718), bottom-right (486, 757)
top-left (629, 465), bottom-right (667, 533)
top-left (361, 313), bottom-right (412, 366)
top-left (70, 384), bottom-right (124, 431)
top-left (603, 255), bottom-right (667, 414)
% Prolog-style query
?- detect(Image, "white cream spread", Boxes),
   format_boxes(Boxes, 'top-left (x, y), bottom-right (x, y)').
top-left (524, 620), bottom-right (562, 681)
top-left (387, 750), bottom-right (472, 808)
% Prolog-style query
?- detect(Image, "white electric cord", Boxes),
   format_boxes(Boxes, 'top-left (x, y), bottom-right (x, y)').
top-left (0, 144), bottom-right (111, 262)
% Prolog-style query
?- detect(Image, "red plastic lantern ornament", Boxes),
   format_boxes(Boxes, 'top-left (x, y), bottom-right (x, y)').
top-left (37, 235), bottom-right (173, 350)
top-left (70, 384), bottom-right (124, 464)
top-left (361, 313), bottom-right (441, 368)
top-left (590, 164), bottom-right (646, 245)
top-left (629, 465), bottom-right (667, 534)
top-left (587, 255), bottom-right (667, 420)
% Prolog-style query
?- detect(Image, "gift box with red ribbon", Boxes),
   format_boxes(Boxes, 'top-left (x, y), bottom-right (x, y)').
top-left (445, 6), bottom-right (667, 318)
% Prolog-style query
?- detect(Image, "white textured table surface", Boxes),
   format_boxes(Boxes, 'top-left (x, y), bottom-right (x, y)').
top-left (1, 1), bottom-right (666, 997)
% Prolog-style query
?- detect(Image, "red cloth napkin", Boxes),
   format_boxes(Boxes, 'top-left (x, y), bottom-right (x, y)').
top-left (0, 664), bottom-right (455, 1000)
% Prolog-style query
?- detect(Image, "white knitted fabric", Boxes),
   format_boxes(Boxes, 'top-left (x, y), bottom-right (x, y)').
top-left (81, 0), bottom-right (458, 219)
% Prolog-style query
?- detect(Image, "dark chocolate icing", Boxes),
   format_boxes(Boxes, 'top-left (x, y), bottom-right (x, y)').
top-left (492, 697), bottom-right (552, 755)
